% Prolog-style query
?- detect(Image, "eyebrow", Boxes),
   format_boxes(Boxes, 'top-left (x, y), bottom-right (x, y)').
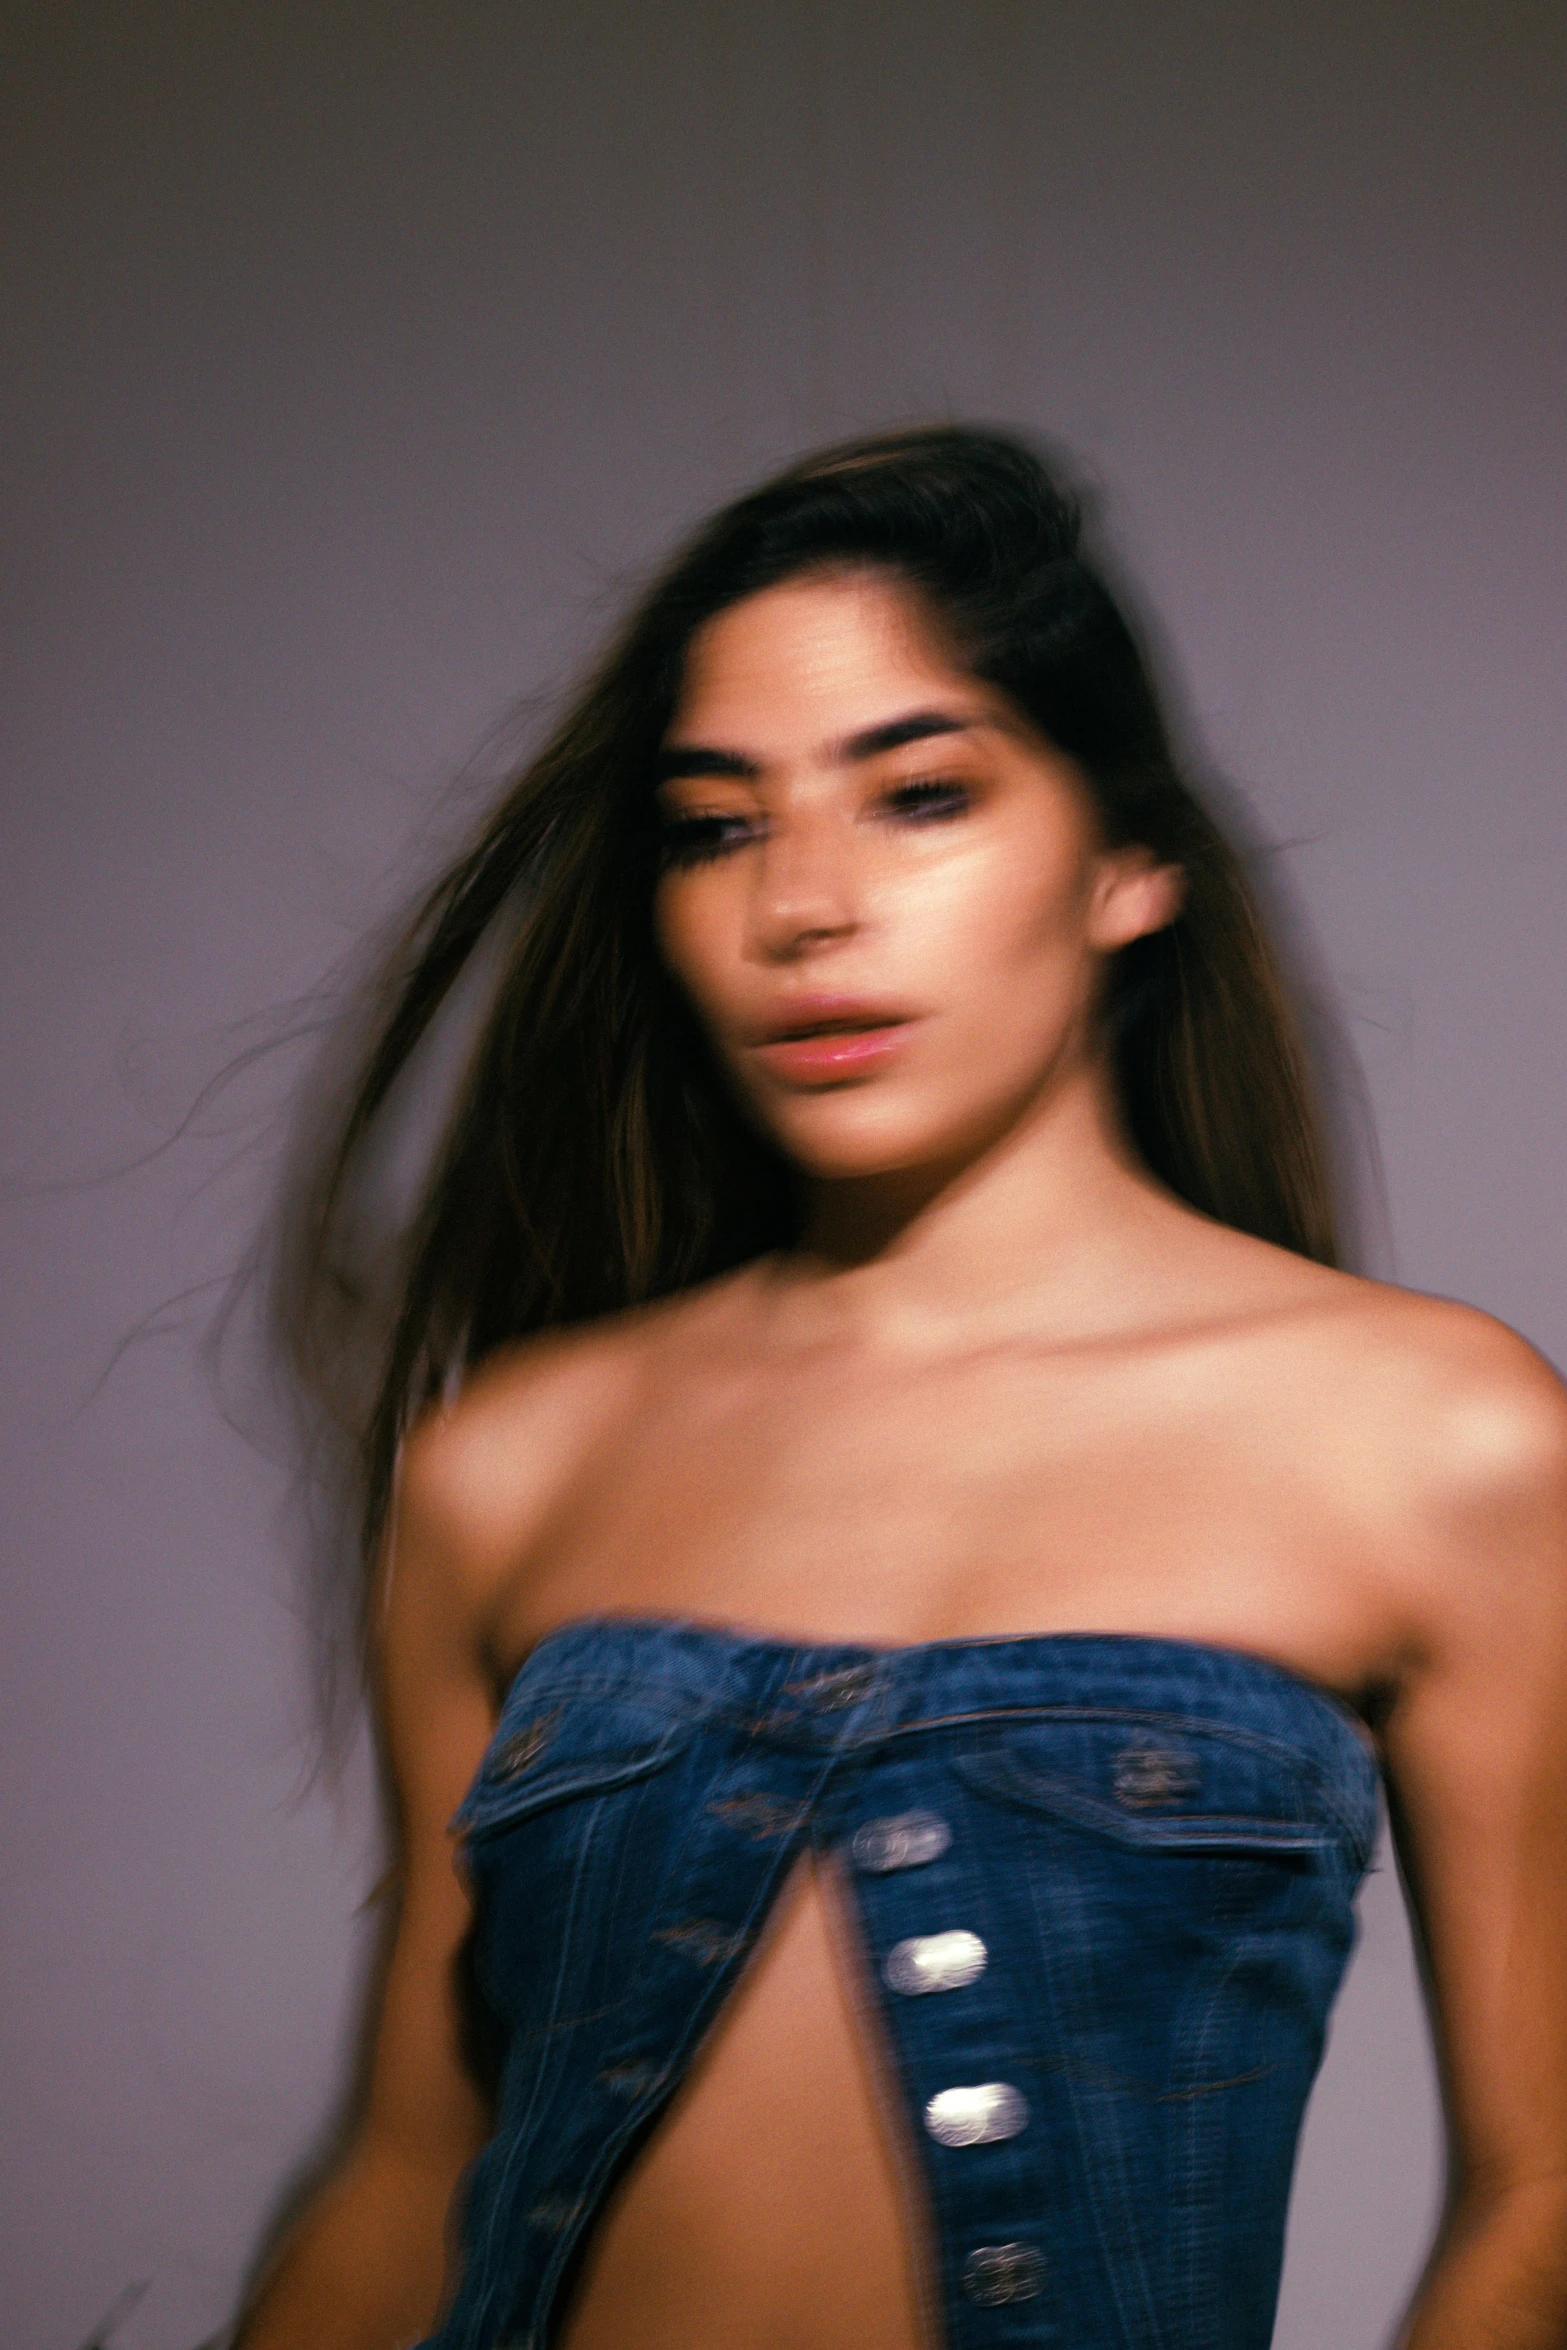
top-left (655, 707), bottom-right (977, 783)
top-left (843, 709), bottom-right (974, 760)
top-left (655, 744), bottom-right (761, 781)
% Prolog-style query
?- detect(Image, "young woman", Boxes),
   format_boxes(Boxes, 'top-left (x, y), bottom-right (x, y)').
top-left (237, 428), bottom-right (1567, 2350)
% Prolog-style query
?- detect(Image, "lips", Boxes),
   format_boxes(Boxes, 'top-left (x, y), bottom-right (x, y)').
top-left (751, 999), bottom-right (916, 1085)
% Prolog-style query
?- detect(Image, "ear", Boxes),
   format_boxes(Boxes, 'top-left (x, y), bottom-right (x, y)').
top-left (1088, 846), bottom-right (1184, 951)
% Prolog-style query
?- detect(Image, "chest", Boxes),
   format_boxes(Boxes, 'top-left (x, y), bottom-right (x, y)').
top-left (511, 1339), bottom-right (1387, 1674)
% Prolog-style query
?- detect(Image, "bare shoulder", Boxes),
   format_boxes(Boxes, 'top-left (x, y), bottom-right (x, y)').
top-left (1170, 1212), bottom-right (1566, 1492)
top-left (1288, 1273), bottom-right (1567, 1651)
top-left (390, 1272), bottom-right (756, 1624)
top-left (396, 1317), bottom-right (650, 1589)
top-left (1302, 1275), bottom-right (1567, 1496)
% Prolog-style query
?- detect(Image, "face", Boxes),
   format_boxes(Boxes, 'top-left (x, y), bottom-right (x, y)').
top-left (652, 570), bottom-right (1179, 1183)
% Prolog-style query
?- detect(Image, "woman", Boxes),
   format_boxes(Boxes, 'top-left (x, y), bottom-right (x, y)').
top-left (237, 428), bottom-right (1567, 2349)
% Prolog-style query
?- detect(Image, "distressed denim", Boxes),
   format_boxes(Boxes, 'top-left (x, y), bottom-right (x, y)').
top-left (422, 1618), bottom-right (1380, 2350)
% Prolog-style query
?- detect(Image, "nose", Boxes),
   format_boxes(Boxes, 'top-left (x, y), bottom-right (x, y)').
top-left (745, 807), bottom-right (859, 963)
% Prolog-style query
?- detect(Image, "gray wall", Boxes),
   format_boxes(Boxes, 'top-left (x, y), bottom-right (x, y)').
top-left (4, 6), bottom-right (1563, 2344)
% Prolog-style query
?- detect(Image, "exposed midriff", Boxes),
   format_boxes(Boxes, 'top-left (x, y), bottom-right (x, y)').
top-left (555, 1855), bottom-right (931, 2350)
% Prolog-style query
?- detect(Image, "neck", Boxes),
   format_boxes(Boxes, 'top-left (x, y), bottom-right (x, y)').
top-left (780, 1054), bottom-right (1182, 1348)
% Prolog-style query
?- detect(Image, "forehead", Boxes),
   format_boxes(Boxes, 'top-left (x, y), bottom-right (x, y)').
top-left (669, 572), bottom-right (1002, 747)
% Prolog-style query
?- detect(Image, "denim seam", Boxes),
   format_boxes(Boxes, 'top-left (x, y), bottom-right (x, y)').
top-left (463, 1793), bottom-right (608, 2347)
top-left (1170, 1921), bottom-right (1251, 2344)
top-left (1027, 1846), bottom-right (1163, 2346)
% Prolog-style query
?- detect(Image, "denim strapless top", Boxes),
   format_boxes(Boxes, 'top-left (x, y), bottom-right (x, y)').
top-left (421, 1618), bottom-right (1381, 2350)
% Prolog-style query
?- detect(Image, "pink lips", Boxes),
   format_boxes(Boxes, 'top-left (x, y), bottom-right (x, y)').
top-left (752, 1001), bottom-right (915, 1085)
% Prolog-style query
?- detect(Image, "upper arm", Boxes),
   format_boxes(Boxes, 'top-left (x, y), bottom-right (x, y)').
top-left (352, 1426), bottom-right (502, 2181)
top-left (351, 1328), bottom-right (633, 2179)
top-left (1381, 1332), bottom-right (1567, 2202)
top-left (233, 1347), bottom-right (635, 2346)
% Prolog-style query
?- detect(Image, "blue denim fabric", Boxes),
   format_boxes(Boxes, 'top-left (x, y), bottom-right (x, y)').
top-left (423, 1619), bottom-right (1380, 2350)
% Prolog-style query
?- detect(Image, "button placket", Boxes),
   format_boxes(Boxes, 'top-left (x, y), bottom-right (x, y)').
top-left (848, 1795), bottom-right (1048, 2332)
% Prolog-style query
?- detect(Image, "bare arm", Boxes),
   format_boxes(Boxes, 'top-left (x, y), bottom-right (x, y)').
top-left (1386, 1343), bottom-right (1567, 2349)
top-left (234, 1430), bottom-right (505, 2350)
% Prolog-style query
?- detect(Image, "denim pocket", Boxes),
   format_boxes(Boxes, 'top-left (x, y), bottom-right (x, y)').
top-left (953, 1714), bottom-right (1334, 1859)
top-left (456, 1690), bottom-right (699, 1842)
top-left (457, 1694), bottom-right (706, 2043)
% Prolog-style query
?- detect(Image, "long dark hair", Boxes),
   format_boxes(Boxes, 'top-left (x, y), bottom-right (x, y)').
top-left (270, 425), bottom-right (1339, 1721)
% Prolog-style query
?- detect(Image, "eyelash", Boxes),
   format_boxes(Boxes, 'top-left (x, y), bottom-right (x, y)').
top-left (656, 776), bottom-right (974, 869)
top-left (657, 813), bottom-right (756, 869)
top-left (882, 776), bottom-right (972, 821)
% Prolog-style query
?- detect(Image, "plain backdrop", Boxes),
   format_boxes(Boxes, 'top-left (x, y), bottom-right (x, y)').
top-left (3, 5), bottom-right (1564, 2345)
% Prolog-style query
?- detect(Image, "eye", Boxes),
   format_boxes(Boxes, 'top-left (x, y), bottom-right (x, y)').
top-left (656, 810), bottom-right (761, 869)
top-left (880, 776), bottom-right (974, 824)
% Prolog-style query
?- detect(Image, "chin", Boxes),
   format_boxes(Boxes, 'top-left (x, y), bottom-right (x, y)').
top-left (759, 1095), bottom-right (967, 1184)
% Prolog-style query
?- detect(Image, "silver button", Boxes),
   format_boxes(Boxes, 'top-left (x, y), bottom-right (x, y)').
top-left (851, 1811), bottom-right (952, 1873)
top-left (1112, 1739), bottom-right (1200, 1807)
top-left (962, 2243), bottom-right (1046, 2305)
top-left (924, 2082), bottom-right (1029, 2148)
top-left (884, 1929), bottom-right (987, 1996)
top-left (493, 1717), bottom-right (553, 1779)
top-left (786, 1662), bottom-right (878, 1711)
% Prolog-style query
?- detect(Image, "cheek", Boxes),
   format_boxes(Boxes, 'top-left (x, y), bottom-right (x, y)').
top-left (882, 833), bottom-right (1094, 1007)
top-left (651, 874), bottom-right (740, 1027)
